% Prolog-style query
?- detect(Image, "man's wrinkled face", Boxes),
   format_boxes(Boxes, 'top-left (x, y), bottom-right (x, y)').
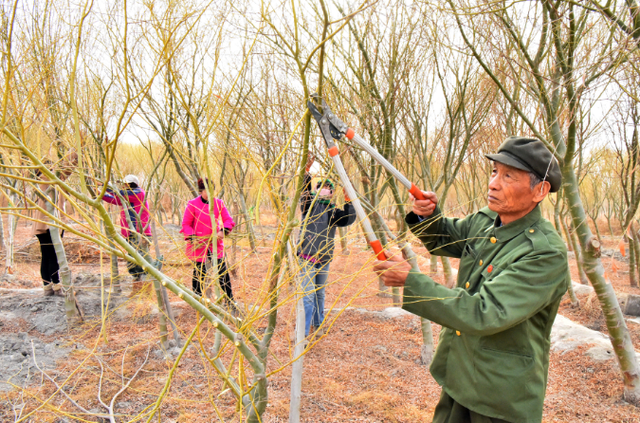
top-left (487, 162), bottom-right (540, 225)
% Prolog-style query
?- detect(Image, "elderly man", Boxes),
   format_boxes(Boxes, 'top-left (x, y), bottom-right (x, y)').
top-left (374, 137), bottom-right (569, 423)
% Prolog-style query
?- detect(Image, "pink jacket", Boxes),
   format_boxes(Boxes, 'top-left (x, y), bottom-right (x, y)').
top-left (102, 188), bottom-right (152, 237)
top-left (181, 196), bottom-right (235, 261)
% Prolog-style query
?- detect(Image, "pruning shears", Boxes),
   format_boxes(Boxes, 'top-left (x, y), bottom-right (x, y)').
top-left (307, 95), bottom-right (429, 261)
top-left (307, 95), bottom-right (428, 201)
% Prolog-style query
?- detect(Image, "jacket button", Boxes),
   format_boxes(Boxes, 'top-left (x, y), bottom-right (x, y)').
top-left (479, 259), bottom-right (483, 266)
top-left (465, 282), bottom-right (470, 289)
top-left (456, 330), bottom-right (461, 336)
top-left (490, 237), bottom-right (497, 243)
top-left (529, 229), bottom-right (535, 233)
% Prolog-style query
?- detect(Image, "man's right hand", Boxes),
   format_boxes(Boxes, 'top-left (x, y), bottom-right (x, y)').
top-left (410, 191), bottom-right (438, 217)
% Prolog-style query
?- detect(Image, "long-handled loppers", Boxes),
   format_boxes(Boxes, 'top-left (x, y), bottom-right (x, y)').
top-left (307, 95), bottom-right (429, 260)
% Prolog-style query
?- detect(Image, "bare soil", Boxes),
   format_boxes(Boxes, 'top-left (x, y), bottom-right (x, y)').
top-left (1, 217), bottom-right (639, 423)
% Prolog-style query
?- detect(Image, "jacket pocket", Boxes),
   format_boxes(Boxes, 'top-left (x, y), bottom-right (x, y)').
top-left (463, 243), bottom-right (477, 259)
top-left (474, 345), bottom-right (537, 416)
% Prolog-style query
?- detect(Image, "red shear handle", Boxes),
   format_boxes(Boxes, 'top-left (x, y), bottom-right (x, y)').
top-left (369, 240), bottom-right (387, 261)
top-left (345, 128), bottom-right (355, 140)
top-left (409, 183), bottom-right (427, 201)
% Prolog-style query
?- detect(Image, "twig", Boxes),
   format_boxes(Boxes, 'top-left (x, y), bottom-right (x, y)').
top-left (95, 345), bottom-right (151, 423)
top-left (97, 359), bottom-right (109, 411)
top-left (30, 341), bottom-right (109, 420)
top-left (10, 388), bottom-right (25, 421)
top-left (108, 346), bottom-right (151, 422)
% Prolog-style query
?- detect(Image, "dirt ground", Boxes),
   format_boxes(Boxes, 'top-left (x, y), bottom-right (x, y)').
top-left (1, 216), bottom-right (640, 423)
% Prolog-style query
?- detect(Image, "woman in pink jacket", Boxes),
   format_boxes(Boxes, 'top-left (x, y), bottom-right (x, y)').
top-left (181, 178), bottom-right (236, 300)
top-left (101, 174), bottom-right (152, 281)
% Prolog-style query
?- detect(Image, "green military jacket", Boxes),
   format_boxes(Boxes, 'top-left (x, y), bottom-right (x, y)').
top-left (403, 205), bottom-right (569, 423)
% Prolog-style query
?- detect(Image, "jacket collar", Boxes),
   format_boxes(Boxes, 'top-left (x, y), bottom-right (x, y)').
top-left (200, 196), bottom-right (209, 205)
top-left (486, 205), bottom-right (543, 242)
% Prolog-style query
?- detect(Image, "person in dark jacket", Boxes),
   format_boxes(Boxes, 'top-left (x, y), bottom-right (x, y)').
top-left (298, 154), bottom-right (356, 336)
top-left (373, 137), bottom-right (570, 423)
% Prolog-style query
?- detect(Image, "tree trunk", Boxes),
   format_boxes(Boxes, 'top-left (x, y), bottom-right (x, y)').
top-left (608, 218), bottom-right (615, 238)
top-left (555, 198), bottom-right (579, 306)
top-left (430, 255), bottom-right (438, 274)
top-left (441, 256), bottom-right (455, 288)
top-left (230, 201), bottom-right (240, 277)
top-left (238, 191), bottom-right (257, 252)
top-left (392, 287), bottom-right (401, 307)
top-left (563, 166), bottom-right (640, 403)
top-left (553, 192), bottom-right (563, 234)
top-left (5, 192), bottom-right (18, 274)
top-left (592, 215), bottom-right (603, 242)
top-left (338, 226), bottom-right (349, 254)
top-left (562, 217), bottom-right (588, 285)
top-left (633, 230), bottom-right (640, 286)
top-left (559, 212), bottom-right (573, 252)
top-left (49, 224), bottom-right (80, 323)
top-left (103, 220), bottom-right (121, 293)
top-left (629, 234), bottom-right (638, 288)
top-left (0, 205), bottom-right (5, 252)
top-left (288, 246), bottom-right (305, 423)
top-left (109, 250), bottom-right (121, 292)
top-left (570, 224), bottom-right (590, 285)
top-left (420, 317), bottom-right (434, 365)
top-left (566, 276), bottom-right (580, 307)
top-left (150, 275), bottom-right (169, 349)
top-left (627, 236), bottom-right (638, 287)
top-left (377, 277), bottom-right (391, 298)
top-left (45, 191), bottom-right (79, 323)
top-left (151, 220), bottom-right (181, 344)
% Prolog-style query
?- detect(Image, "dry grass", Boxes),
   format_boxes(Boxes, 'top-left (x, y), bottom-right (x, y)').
top-left (1, 217), bottom-right (640, 422)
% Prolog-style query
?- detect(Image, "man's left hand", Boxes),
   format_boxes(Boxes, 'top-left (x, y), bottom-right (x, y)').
top-left (373, 252), bottom-right (412, 287)
top-left (216, 230), bottom-right (224, 240)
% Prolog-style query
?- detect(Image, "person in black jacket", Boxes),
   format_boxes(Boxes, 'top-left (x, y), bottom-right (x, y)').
top-left (298, 154), bottom-right (356, 336)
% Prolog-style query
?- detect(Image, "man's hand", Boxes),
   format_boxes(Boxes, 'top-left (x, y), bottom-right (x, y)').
top-left (410, 191), bottom-right (438, 217)
top-left (216, 230), bottom-right (224, 240)
top-left (373, 252), bottom-right (412, 287)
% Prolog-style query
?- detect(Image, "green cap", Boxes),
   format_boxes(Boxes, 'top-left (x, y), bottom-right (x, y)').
top-left (485, 136), bottom-right (561, 192)
top-left (316, 178), bottom-right (335, 190)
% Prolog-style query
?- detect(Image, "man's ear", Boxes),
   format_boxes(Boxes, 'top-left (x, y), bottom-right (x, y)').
top-left (533, 180), bottom-right (551, 203)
